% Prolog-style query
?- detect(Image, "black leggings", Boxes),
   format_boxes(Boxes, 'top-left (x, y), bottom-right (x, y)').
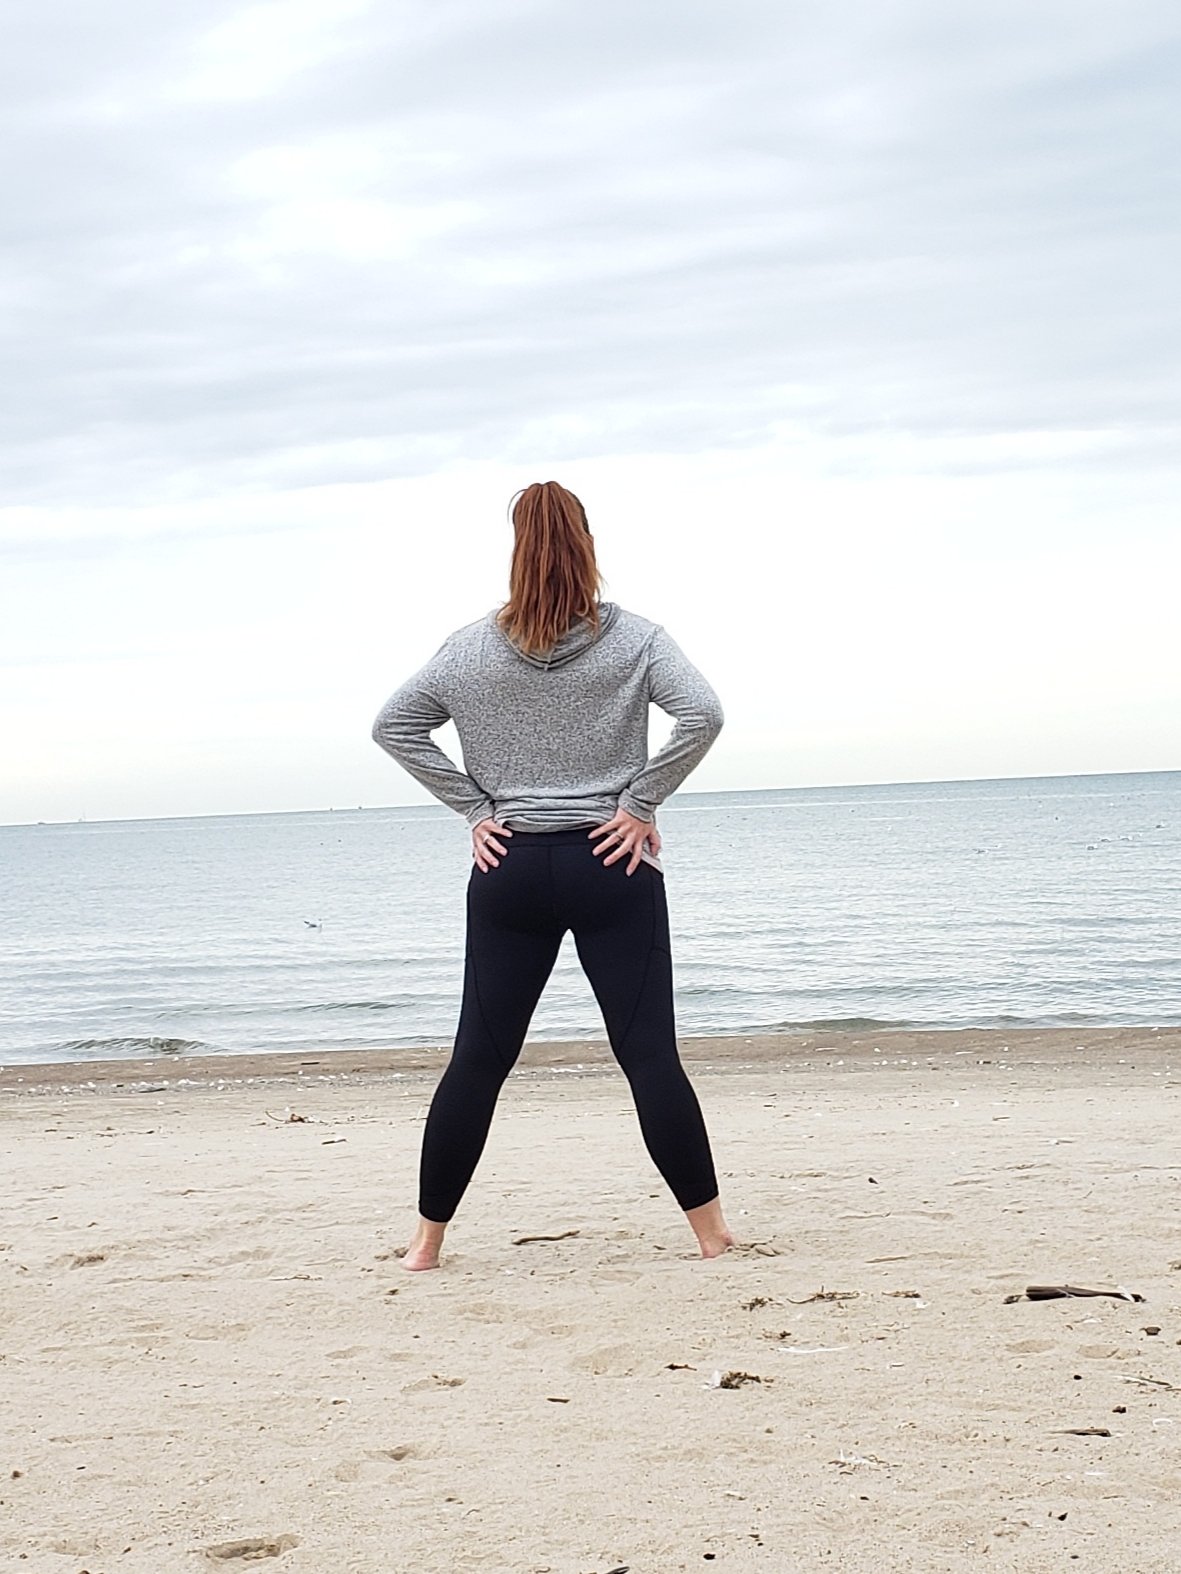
top-left (417, 828), bottom-right (719, 1223)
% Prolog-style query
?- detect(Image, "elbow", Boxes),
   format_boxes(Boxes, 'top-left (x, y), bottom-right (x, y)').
top-left (700, 695), bottom-right (725, 742)
top-left (674, 698), bottom-right (723, 751)
top-left (371, 703), bottom-right (402, 755)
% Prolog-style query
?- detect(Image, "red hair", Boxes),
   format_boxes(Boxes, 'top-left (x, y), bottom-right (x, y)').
top-left (497, 481), bottom-right (602, 655)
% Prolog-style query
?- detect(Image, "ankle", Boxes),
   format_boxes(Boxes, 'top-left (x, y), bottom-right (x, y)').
top-left (684, 1197), bottom-right (733, 1252)
top-left (401, 1215), bottom-right (447, 1272)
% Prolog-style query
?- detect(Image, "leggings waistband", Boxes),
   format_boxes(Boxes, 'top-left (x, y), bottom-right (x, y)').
top-left (503, 826), bottom-right (602, 847)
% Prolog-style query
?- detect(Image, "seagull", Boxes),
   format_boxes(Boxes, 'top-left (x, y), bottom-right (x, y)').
top-left (303, 919), bottom-right (323, 930)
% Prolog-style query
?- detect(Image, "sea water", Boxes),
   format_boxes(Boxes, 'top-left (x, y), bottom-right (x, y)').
top-left (1, 771), bottom-right (1178, 1066)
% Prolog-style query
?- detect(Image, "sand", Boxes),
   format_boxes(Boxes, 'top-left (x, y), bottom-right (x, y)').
top-left (4, 1026), bottom-right (1181, 1573)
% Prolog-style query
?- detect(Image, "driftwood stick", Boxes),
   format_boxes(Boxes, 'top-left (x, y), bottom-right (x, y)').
top-left (1004, 1283), bottom-right (1145, 1304)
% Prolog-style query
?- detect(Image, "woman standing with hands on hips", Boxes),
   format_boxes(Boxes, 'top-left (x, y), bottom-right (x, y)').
top-left (372, 481), bottom-right (731, 1270)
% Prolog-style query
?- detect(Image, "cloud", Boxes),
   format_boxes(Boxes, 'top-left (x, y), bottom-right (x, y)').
top-left (0, 0), bottom-right (1177, 514)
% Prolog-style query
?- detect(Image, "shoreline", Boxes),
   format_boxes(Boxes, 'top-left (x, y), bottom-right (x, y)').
top-left (2, 1023), bottom-right (1177, 1095)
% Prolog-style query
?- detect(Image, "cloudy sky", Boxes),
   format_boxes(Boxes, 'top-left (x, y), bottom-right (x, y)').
top-left (2, 0), bottom-right (1178, 824)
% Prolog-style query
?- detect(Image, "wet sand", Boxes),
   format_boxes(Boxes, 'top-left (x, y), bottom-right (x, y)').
top-left (4, 1027), bottom-right (1181, 1571)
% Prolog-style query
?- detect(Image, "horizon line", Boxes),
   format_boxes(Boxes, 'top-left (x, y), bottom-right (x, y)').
top-left (3, 763), bottom-right (1177, 831)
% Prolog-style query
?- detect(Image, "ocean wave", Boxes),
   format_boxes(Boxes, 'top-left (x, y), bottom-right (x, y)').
top-left (759, 1016), bottom-right (915, 1032)
top-left (56, 1035), bottom-right (209, 1056)
top-left (758, 1010), bottom-right (1178, 1032)
top-left (292, 999), bottom-right (410, 1013)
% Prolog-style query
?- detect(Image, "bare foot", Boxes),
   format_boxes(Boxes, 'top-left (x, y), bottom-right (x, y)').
top-left (698, 1230), bottom-right (735, 1260)
top-left (400, 1216), bottom-right (446, 1272)
top-left (684, 1198), bottom-right (734, 1260)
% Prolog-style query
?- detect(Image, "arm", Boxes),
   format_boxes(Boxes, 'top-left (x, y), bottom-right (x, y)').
top-left (371, 663), bottom-right (494, 829)
top-left (618, 627), bottom-right (724, 821)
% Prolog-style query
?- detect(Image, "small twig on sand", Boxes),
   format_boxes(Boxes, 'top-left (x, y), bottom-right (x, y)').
top-left (788, 1289), bottom-right (859, 1304)
top-left (1117, 1374), bottom-right (1181, 1393)
top-left (511, 1230), bottom-right (581, 1245)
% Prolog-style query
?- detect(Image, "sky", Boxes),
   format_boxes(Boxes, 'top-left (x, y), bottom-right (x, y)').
top-left (2, 0), bottom-right (1179, 824)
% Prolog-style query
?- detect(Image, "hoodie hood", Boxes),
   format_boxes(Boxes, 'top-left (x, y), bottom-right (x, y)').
top-left (494, 602), bottom-right (620, 670)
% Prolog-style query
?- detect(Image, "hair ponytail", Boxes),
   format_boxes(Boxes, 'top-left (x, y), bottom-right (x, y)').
top-left (497, 481), bottom-right (602, 656)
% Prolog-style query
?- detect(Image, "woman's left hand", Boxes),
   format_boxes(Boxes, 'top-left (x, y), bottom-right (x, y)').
top-left (589, 808), bottom-right (659, 876)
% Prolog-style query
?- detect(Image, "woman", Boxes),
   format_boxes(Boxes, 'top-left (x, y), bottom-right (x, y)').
top-left (372, 480), bottom-right (731, 1270)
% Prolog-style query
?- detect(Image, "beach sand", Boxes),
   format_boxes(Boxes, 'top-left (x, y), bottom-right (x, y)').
top-left (4, 1027), bottom-right (1181, 1572)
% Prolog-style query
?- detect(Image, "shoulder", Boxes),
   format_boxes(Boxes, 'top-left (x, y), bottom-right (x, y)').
top-left (432, 612), bottom-right (502, 658)
top-left (605, 605), bottom-right (661, 649)
top-left (453, 610), bottom-right (502, 641)
top-left (405, 616), bottom-right (500, 693)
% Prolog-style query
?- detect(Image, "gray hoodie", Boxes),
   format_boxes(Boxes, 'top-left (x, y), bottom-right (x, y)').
top-left (371, 604), bottom-right (723, 831)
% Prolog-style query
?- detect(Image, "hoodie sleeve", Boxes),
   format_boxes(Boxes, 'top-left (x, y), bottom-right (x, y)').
top-left (371, 650), bottom-right (495, 829)
top-left (617, 627), bottom-right (724, 821)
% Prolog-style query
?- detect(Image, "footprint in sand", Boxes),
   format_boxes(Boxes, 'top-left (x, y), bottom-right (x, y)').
top-left (202, 1534), bottom-right (300, 1561)
top-left (333, 1446), bottom-right (418, 1481)
top-left (575, 1343), bottom-right (638, 1377)
top-left (215, 1246), bottom-right (276, 1268)
top-left (458, 1300), bottom-right (514, 1325)
top-left (592, 1263), bottom-right (643, 1282)
top-left (187, 1322), bottom-right (251, 1342)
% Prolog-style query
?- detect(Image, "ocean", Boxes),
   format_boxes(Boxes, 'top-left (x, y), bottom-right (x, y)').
top-left (1, 771), bottom-right (1178, 1067)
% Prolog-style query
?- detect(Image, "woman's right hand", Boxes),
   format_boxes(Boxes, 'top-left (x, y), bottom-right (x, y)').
top-left (589, 808), bottom-right (661, 875)
top-left (472, 817), bottom-right (512, 872)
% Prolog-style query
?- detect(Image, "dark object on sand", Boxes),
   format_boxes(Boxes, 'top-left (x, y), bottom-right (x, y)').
top-left (1056, 1427), bottom-right (1112, 1437)
top-left (714, 1370), bottom-right (767, 1389)
top-left (511, 1229), bottom-right (580, 1245)
top-left (1003, 1284), bottom-right (1145, 1304)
